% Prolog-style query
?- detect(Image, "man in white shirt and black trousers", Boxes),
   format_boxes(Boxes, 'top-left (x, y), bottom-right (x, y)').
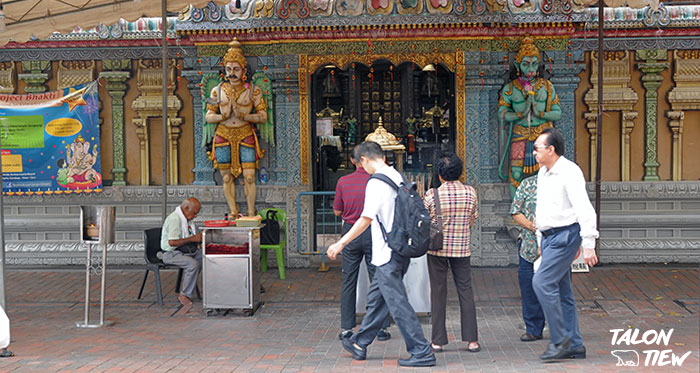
top-left (327, 141), bottom-right (436, 367)
top-left (531, 127), bottom-right (599, 361)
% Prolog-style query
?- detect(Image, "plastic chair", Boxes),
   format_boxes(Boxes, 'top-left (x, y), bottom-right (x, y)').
top-left (259, 208), bottom-right (287, 280)
top-left (137, 227), bottom-right (200, 306)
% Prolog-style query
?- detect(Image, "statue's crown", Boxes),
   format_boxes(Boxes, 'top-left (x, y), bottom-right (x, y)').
top-left (224, 37), bottom-right (247, 68)
top-left (515, 36), bottom-right (540, 63)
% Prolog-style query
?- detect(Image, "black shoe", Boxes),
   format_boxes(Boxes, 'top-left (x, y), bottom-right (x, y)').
top-left (520, 333), bottom-right (543, 342)
top-left (338, 329), bottom-right (353, 340)
top-left (540, 337), bottom-right (571, 361)
top-left (377, 328), bottom-right (391, 341)
top-left (342, 337), bottom-right (366, 360)
top-left (566, 345), bottom-right (586, 359)
top-left (398, 352), bottom-right (436, 367)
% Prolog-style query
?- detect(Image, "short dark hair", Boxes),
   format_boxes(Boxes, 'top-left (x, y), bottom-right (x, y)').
top-left (542, 127), bottom-right (564, 156)
top-left (57, 159), bottom-right (66, 168)
top-left (351, 145), bottom-right (361, 163)
top-left (356, 141), bottom-right (384, 161)
top-left (436, 151), bottom-right (463, 181)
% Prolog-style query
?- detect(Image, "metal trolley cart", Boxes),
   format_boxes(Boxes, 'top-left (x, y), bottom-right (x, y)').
top-left (202, 226), bottom-right (262, 316)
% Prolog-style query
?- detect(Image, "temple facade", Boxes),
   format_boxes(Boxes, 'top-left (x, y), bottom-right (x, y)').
top-left (0, 0), bottom-right (698, 266)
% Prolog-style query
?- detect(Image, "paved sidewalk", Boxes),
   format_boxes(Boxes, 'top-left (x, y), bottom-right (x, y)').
top-left (0, 263), bottom-right (697, 372)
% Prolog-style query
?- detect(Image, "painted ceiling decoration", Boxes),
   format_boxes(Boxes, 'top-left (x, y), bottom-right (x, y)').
top-left (0, 0), bottom-right (697, 46)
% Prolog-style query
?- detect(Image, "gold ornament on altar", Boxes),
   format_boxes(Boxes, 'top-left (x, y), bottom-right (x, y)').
top-left (418, 99), bottom-right (449, 129)
top-left (365, 117), bottom-right (405, 152)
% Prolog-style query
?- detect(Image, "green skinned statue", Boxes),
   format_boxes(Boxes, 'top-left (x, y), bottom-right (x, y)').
top-left (498, 37), bottom-right (562, 197)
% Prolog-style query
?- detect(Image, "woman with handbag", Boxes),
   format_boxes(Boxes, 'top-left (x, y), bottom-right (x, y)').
top-left (423, 152), bottom-right (480, 353)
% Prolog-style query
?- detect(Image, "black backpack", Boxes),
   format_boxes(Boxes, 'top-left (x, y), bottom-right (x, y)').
top-left (260, 210), bottom-right (281, 245)
top-left (369, 173), bottom-right (431, 258)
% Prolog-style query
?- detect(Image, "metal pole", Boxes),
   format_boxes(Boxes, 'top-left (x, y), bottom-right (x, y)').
top-left (594, 1), bottom-right (604, 257)
top-left (99, 243), bottom-right (107, 324)
top-left (82, 243), bottom-right (92, 325)
top-left (161, 0), bottom-right (168, 223)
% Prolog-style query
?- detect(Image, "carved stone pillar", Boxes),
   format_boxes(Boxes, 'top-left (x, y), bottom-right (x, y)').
top-left (0, 62), bottom-right (16, 94)
top-left (583, 51), bottom-right (638, 181)
top-left (584, 112), bottom-right (599, 181)
top-left (131, 59), bottom-right (182, 186)
top-left (621, 111), bottom-right (638, 181)
top-left (182, 57), bottom-right (219, 185)
top-left (666, 111), bottom-right (684, 181)
top-left (133, 118), bottom-right (150, 184)
top-left (464, 51), bottom-right (505, 185)
top-left (636, 49), bottom-right (669, 181)
top-left (19, 61), bottom-right (50, 93)
top-left (99, 59), bottom-right (131, 186)
top-left (666, 50), bottom-right (700, 182)
top-left (546, 50), bottom-right (585, 161)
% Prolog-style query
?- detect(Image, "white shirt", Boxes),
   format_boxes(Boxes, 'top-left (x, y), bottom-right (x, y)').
top-left (535, 156), bottom-right (599, 249)
top-left (361, 164), bottom-right (403, 266)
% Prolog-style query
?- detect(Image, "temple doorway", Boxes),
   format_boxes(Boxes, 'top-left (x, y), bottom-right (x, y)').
top-left (310, 60), bottom-right (457, 192)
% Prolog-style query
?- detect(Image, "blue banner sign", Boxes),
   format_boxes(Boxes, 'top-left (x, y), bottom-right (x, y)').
top-left (0, 82), bottom-right (102, 195)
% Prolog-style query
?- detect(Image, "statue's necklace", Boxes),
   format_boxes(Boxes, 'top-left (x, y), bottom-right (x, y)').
top-left (223, 82), bottom-right (246, 102)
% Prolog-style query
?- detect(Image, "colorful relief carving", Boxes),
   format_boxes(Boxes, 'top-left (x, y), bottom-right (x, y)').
top-left (336, 0), bottom-right (364, 16)
top-left (366, 0), bottom-right (393, 15)
top-left (452, 0), bottom-right (467, 14)
top-left (277, 0), bottom-right (311, 18)
top-left (204, 38), bottom-right (273, 217)
top-left (225, 0), bottom-right (257, 19)
top-left (426, 0), bottom-right (452, 14)
top-left (498, 37), bottom-right (561, 197)
top-left (309, 0), bottom-right (335, 16)
top-left (505, 0), bottom-right (540, 14)
top-left (396, 0), bottom-right (423, 15)
top-left (253, 0), bottom-right (276, 17)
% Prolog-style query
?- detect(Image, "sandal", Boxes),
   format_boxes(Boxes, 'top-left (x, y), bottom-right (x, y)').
top-left (430, 342), bottom-right (443, 352)
top-left (467, 342), bottom-right (481, 353)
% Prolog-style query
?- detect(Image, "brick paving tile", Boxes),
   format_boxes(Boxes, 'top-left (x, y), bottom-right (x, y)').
top-left (0, 264), bottom-right (695, 372)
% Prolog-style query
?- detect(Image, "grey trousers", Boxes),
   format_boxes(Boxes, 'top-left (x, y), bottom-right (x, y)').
top-left (532, 223), bottom-right (583, 348)
top-left (340, 222), bottom-right (391, 330)
top-left (162, 249), bottom-right (202, 299)
top-left (351, 253), bottom-right (431, 357)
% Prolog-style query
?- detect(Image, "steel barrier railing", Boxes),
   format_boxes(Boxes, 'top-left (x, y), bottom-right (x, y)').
top-left (296, 191), bottom-right (342, 271)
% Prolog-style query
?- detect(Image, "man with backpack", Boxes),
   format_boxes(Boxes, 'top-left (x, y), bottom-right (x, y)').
top-left (333, 145), bottom-right (391, 342)
top-left (327, 141), bottom-right (436, 367)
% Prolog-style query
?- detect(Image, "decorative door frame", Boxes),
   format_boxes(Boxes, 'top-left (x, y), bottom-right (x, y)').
top-left (298, 51), bottom-right (466, 185)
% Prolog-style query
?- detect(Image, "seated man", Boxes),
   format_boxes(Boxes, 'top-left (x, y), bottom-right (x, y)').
top-left (161, 198), bottom-right (203, 311)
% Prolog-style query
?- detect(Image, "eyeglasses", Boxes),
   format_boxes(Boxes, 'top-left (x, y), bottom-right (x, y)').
top-left (533, 144), bottom-right (551, 151)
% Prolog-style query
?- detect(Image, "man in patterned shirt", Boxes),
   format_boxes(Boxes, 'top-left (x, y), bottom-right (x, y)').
top-left (510, 175), bottom-right (545, 342)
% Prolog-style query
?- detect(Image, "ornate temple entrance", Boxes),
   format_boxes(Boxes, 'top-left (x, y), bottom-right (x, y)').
top-left (299, 53), bottom-right (466, 191)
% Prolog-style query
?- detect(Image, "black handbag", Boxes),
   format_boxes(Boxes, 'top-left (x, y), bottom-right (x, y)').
top-left (429, 187), bottom-right (444, 251)
top-left (260, 210), bottom-right (281, 245)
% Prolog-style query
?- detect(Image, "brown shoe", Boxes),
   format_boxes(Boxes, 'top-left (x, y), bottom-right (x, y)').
top-left (520, 333), bottom-right (543, 342)
top-left (178, 294), bottom-right (192, 306)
